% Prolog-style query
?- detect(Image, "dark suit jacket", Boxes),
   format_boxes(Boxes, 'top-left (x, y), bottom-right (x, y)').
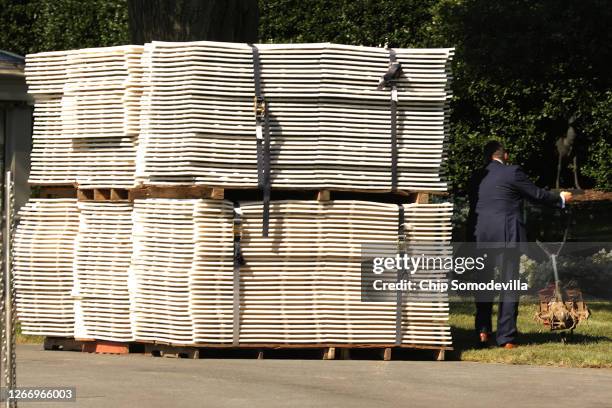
top-left (467, 160), bottom-right (562, 244)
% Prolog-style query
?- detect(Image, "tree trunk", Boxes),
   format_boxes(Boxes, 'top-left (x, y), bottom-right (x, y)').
top-left (127, 0), bottom-right (259, 44)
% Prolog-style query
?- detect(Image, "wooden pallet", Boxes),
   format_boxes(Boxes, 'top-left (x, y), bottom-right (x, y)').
top-left (78, 188), bottom-right (130, 201)
top-left (223, 188), bottom-right (433, 204)
top-left (128, 185), bottom-right (439, 202)
top-left (31, 185), bottom-right (130, 202)
top-left (81, 339), bottom-right (129, 354)
top-left (43, 337), bottom-right (129, 354)
top-left (82, 186), bottom-right (428, 204)
top-left (37, 192), bottom-right (444, 359)
top-left (118, 343), bottom-right (449, 361)
top-left (43, 337), bottom-right (449, 360)
top-left (30, 184), bottom-right (435, 204)
top-left (128, 185), bottom-right (225, 200)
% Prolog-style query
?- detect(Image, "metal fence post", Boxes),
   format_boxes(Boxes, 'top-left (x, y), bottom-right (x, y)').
top-left (1, 171), bottom-right (17, 407)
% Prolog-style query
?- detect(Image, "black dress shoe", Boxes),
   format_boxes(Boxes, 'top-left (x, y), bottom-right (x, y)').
top-left (478, 332), bottom-right (491, 347)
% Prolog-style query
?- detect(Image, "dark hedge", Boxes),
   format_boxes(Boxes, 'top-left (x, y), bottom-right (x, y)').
top-left (260, 0), bottom-right (612, 193)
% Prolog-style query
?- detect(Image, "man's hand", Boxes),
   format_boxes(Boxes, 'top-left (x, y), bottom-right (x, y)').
top-left (560, 191), bottom-right (573, 203)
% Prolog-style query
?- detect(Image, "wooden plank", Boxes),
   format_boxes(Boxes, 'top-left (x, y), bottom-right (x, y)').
top-left (110, 188), bottom-right (129, 201)
top-left (78, 188), bottom-right (132, 201)
top-left (82, 340), bottom-right (129, 354)
top-left (77, 189), bottom-right (93, 201)
top-left (434, 349), bottom-right (446, 361)
top-left (93, 188), bottom-right (111, 201)
top-left (129, 185), bottom-right (219, 200)
top-left (131, 340), bottom-right (452, 351)
top-left (317, 190), bottom-right (330, 201)
top-left (74, 337), bottom-right (96, 342)
top-left (210, 187), bottom-right (225, 200)
top-left (323, 347), bottom-right (336, 360)
top-left (416, 192), bottom-right (430, 204)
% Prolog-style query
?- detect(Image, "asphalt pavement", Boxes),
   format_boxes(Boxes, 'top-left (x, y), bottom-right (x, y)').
top-left (13, 344), bottom-right (612, 408)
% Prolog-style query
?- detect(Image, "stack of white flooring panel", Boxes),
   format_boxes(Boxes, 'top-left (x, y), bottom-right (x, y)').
top-left (190, 200), bottom-right (235, 344)
top-left (20, 40), bottom-right (455, 350)
top-left (24, 50), bottom-right (68, 95)
top-left (136, 41), bottom-right (453, 190)
top-left (29, 93), bottom-right (72, 184)
top-left (127, 199), bottom-right (452, 346)
top-left (25, 46), bottom-right (143, 188)
top-left (14, 198), bottom-right (452, 347)
top-left (72, 202), bottom-right (134, 342)
top-left (129, 198), bottom-right (235, 344)
top-left (26, 41), bottom-right (452, 191)
top-left (129, 199), bottom-right (198, 344)
top-left (237, 200), bottom-right (453, 345)
top-left (14, 199), bottom-right (79, 336)
top-left (64, 46), bottom-right (143, 188)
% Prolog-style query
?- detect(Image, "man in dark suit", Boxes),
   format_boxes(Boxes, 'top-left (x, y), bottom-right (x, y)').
top-left (467, 141), bottom-right (572, 348)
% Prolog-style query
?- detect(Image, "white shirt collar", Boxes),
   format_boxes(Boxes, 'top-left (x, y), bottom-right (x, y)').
top-left (492, 158), bottom-right (505, 164)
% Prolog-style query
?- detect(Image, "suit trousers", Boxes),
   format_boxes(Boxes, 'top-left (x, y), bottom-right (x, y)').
top-left (474, 248), bottom-right (520, 345)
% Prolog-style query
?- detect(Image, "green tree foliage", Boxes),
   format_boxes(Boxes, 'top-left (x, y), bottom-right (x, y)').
top-left (0, 0), bottom-right (128, 56)
top-left (433, 0), bottom-right (612, 192)
top-left (259, 0), bottom-right (437, 47)
top-left (1, 0), bottom-right (609, 191)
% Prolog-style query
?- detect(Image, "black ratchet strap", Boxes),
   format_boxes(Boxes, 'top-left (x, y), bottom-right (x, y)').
top-left (395, 205), bottom-right (406, 346)
top-left (378, 49), bottom-right (402, 191)
top-left (251, 45), bottom-right (271, 237)
top-left (233, 202), bottom-right (245, 346)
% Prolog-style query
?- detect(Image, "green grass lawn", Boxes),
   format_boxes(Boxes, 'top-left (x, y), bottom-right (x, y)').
top-left (17, 332), bottom-right (43, 344)
top-left (16, 303), bottom-right (612, 367)
top-left (450, 301), bottom-right (612, 368)
top-left (15, 324), bottom-right (43, 345)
